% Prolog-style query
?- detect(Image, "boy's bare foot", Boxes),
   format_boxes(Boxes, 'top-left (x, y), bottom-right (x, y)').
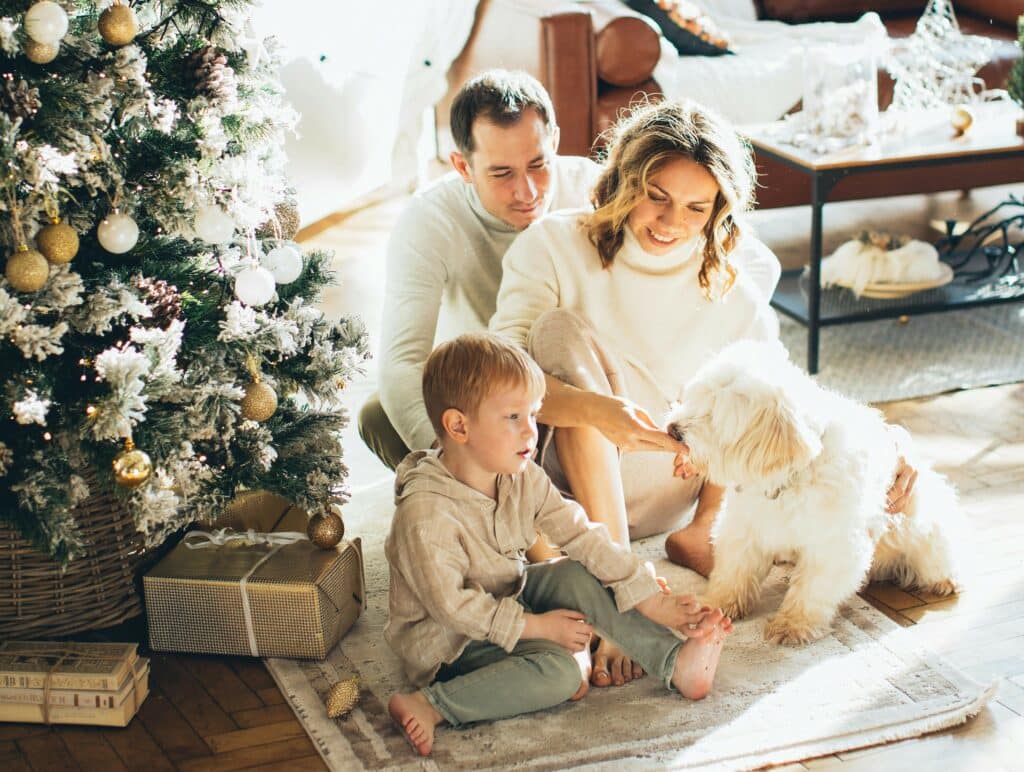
top-left (388, 691), bottom-right (443, 757)
top-left (591, 637), bottom-right (644, 687)
top-left (671, 609), bottom-right (733, 701)
top-left (570, 641), bottom-right (592, 701)
top-left (665, 522), bottom-right (714, 577)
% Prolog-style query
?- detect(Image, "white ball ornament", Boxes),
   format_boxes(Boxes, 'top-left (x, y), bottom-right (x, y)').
top-left (97, 212), bottom-right (139, 254)
top-left (25, 1), bottom-right (69, 45)
top-left (235, 265), bottom-right (276, 306)
top-left (262, 244), bottom-right (303, 284)
top-left (194, 205), bottom-right (236, 244)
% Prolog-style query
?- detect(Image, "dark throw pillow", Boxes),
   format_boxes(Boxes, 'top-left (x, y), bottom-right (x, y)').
top-left (626, 0), bottom-right (734, 57)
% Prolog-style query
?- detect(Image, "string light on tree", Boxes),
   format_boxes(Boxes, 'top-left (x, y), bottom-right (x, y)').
top-left (24, 1), bottom-right (68, 46)
top-left (262, 242), bottom-right (303, 284)
top-left (98, 1), bottom-right (138, 47)
top-left (112, 437), bottom-right (153, 488)
top-left (97, 211), bottom-right (139, 254)
top-left (5, 244), bottom-right (49, 293)
top-left (194, 204), bottom-right (236, 244)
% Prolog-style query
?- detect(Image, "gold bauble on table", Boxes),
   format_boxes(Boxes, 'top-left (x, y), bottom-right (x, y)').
top-left (307, 511), bottom-right (344, 549)
top-left (240, 379), bottom-right (278, 422)
top-left (23, 39), bottom-right (59, 64)
top-left (112, 438), bottom-right (153, 488)
top-left (98, 3), bottom-right (138, 47)
top-left (325, 677), bottom-right (360, 719)
top-left (36, 218), bottom-right (79, 264)
top-left (5, 245), bottom-right (50, 293)
top-left (951, 105), bottom-right (974, 137)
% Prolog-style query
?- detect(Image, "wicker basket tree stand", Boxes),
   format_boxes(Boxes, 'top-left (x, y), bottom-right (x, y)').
top-left (0, 474), bottom-right (149, 639)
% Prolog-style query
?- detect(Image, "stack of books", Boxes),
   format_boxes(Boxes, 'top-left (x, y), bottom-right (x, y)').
top-left (0, 641), bottom-right (149, 726)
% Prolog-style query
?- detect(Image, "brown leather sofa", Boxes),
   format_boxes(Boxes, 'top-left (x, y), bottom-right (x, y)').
top-left (436, 0), bottom-right (1023, 209)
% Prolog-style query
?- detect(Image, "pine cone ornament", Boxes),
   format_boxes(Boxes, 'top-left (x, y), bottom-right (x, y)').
top-left (135, 276), bottom-right (182, 328)
top-left (1, 76), bottom-right (41, 120)
top-left (187, 45), bottom-right (238, 104)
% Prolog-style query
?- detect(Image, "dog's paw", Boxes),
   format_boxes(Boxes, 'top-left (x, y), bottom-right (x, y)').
top-left (918, 578), bottom-right (960, 597)
top-left (763, 614), bottom-right (827, 646)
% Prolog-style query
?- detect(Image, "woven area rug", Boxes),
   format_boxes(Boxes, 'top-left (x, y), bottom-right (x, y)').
top-left (780, 304), bottom-right (1024, 404)
top-left (265, 479), bottom-right (994, 771)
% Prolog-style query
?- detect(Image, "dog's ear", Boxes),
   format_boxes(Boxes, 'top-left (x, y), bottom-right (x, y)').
top-left (739, 393), bottom-right (823, 478)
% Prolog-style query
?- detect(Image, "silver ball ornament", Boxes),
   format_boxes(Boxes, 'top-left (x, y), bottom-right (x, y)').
top-left (97, 212), bottom-right (139, 254)
top-left (262, 244), bottom-right (303, 284)
top-left (235, 265), bottom-right (276, 306)
top-left (194, 205), bottom-right (236, 244)
top-left (24, 1), bottom-right (68, 45)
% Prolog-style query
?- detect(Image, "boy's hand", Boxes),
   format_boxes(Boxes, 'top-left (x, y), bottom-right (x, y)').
top-left (635, 592), bottom-right (714, 637)
top-left (522, 609), bottom-right (593, 652)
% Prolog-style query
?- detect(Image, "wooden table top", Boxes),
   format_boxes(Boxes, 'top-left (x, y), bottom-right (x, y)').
top-left (744, 101), bottom-right (1024, 172)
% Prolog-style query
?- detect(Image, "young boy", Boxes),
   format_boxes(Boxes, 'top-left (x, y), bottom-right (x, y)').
top-left (384, 333), bottom-right (733, 757)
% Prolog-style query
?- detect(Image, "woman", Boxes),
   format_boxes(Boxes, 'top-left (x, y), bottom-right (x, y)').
top-left (490, 99), bottom-right (917, 687)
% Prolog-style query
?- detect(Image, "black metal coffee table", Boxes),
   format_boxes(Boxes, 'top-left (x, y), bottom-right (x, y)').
top-left (747, 103), bottom-right (1024, 374)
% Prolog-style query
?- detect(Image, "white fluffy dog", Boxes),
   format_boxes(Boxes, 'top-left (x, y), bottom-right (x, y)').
top-left (666, 340), bottom-right (964, 645)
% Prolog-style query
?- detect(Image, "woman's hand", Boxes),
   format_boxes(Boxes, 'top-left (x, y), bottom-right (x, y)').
top-left (588, 394), bottom-right (686, 454)
top-left (522, 609), bottom-right (593, 652)
top-left (673, 450), bottom-right (698, 479)
top-left (886, 456), bottom-right (918, 513)
top-left (634, 592), bottom-right (716, 637)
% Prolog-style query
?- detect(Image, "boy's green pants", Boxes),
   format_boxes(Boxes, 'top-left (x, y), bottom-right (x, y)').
top-left (423, 558), bottom-right (683, 726)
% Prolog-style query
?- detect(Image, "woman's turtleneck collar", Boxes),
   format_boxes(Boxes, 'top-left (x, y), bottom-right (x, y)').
top-left (618, 223), bottom-right (702, 275)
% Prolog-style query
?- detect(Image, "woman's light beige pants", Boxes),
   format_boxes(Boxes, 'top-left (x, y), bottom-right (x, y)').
top-left (527, 309), bottom-right (703, 540)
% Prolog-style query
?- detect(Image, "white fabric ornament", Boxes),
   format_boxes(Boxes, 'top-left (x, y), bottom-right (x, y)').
top-left (234, 265), bottom-right (276, 306)
top-left (98, 212), bottom-right (139, 254)
top-left (262, 244), bottom-right (303, 284)
top-left (24, 1), bottom-right (68, 45)
top-left (194, 204), bottom-right (235, 244)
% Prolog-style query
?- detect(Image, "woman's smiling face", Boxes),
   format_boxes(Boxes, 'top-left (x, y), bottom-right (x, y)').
top-left (627, 156), bottom-right (720, 256)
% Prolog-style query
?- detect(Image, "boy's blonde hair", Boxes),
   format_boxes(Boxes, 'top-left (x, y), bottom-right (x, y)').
top-left (423, 333), bottom-right (546, 441)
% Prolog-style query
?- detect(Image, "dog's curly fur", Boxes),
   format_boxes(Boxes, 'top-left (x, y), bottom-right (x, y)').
top-left (666, 340), bottom-right (964, 645)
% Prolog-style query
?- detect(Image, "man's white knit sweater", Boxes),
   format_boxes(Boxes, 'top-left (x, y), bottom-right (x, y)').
top-left (379, 159), bottom-right (781, 451)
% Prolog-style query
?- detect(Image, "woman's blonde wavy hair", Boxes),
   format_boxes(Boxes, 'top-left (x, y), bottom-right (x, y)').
top-left (587, 99), bottom-right (756, 300)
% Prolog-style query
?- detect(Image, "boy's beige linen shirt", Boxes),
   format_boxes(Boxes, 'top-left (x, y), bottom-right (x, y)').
top-left (384, 450), bottom-right (662, 687)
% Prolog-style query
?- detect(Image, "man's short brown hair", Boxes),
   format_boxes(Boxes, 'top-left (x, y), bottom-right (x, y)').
top-left (449, 69), bottom-right (556, 156)
top-left (423, 333), bottom-right (546, 441)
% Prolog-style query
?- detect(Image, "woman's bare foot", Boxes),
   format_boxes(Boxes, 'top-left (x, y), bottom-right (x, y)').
top-left (591, 637), bottom-right (644, 687)
top-left (388, 691), bottom-right (443, 757)
top-left (665, 522), bottom-right (715, 577)
top-left (570, 641), bottom-right (592, 701)
top-left (670, 609), bottom-right (733, 700)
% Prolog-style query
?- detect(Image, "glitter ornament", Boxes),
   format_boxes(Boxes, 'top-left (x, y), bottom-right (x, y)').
top-left (325, 678), bottom-right (360, 719)
top-left (5, 245), bottom-right (49, 293)
top-left (24, 1), bottom-right (68, 46)
top-left (23, 39), bottom-right (59, 64)
top-left (257, 199), bottom-right (301, 240)
top-left (194, 204), bottom-right (236, 244)
top-left (240, 378), bottom-right (277, 422)
top-left (112, 438), bottom-right (153, 488)
top-left (36, 218), bottom-right (79, 264)
top-left (307, 511), bottom-right (344, 549)
top-left (97, 212), bottom-right (139, 254)
top-left (262, 243), bottom-right (303, 284)
top-left (98, 2), bottom-right (138, 47)
top-left (234, 264), bottom-right (276, 306)
top-left (951, 105), bottom-right (974, 137)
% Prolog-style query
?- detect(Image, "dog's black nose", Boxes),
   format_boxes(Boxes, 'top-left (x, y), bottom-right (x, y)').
top-left (667, 423), bottom-right (684, 442)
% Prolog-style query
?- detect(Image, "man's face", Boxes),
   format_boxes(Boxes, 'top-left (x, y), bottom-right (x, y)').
top-left (451, 108), bottom-right (560, 231)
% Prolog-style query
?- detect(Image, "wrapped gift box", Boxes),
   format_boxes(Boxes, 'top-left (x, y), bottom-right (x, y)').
top-left (144, 533), bottom-right (364, 659)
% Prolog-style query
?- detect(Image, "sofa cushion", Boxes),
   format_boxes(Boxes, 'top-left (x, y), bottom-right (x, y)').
top-left (591, 1), bottom-right (663, 87)
top-left (758, 1), bottom-right (925, 23)
top-left (626, 0), bottom-right (733, 56)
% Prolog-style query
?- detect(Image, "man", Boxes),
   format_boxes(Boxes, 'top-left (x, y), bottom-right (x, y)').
top-left (360, 69), bottom-right (781, 470)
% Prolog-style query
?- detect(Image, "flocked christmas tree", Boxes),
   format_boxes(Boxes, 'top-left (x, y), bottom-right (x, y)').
top-left (0, 1), bottom-right (369, 565)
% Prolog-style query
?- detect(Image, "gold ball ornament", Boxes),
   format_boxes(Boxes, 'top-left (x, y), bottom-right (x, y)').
top-left (307, 511), bottom-right (345, 549)
top-left (5, 246), bottom-right (50, 293)
top-left (112, 438), bottom-right (153, 488)
top-left (98, 3), bottom-right (138, 47)
top-left (325, 678), bottom-right (360, 719)
top-left (36, 219), bottom-right (79, 264)
top-left (951, 105), bottom-right (974, 137)
top-left (23, 39), bottom-right (59, 64)
top-left (240, 379), bottom-right (278, 422)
